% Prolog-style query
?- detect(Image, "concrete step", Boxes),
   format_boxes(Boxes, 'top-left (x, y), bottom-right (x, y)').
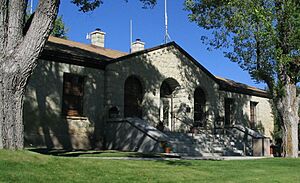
top-left (164, 129), bottom-right (252, 157)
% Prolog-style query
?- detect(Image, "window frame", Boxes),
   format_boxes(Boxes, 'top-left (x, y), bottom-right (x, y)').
top-left (250, 101), bottom-right (258, 129)
top-left (224, 98), bottom-right (234, 127)
top-left (62, 73), bottom-right (85, 117)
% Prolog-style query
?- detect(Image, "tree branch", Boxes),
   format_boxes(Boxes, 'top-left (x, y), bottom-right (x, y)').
top-left (0, 0), bottom-right (8, 56)
top-left (16, 0), bottom-right (60, 75)
top-left (6, 0), bottom-right (26, 53)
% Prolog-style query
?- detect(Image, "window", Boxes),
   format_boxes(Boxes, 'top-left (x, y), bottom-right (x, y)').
top-left (194, 87), bottom-right (206, 127)
top-left (250, 101), bottom-right (258, 129)
top-left (62, 73), bottom-right (84, 116)
top-left (124, 76), bottom-right (143, 118)
top-left (225, 98), bottom-right (234, 126)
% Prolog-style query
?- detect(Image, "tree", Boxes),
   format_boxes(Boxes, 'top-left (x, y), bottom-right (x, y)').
top-left (26, 14), bottom-right (68, 39)
top-left (0, 0), bottom-right (156, 150)
top-left (51, 16), bottom-right (68, 39)
top-left (185, 0), bottom-right (300, 157)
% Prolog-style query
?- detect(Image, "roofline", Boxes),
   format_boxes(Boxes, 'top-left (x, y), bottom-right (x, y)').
top-left (108, 41), bottom-right (270, 98)
top-left (218, 85), bottom-right (271, 98)
top-left (108, 41), bottom-right (220, 83)
top-left (41, 38), bottom-right (271, 99)
top-left (48, 36), bottom-right (127, 58)
top-left (108, 41), bottom-right (175, 63)
top-left (40, 41), bottom-right (111, 69)
top-left (40, 50), bottom-right (106, 69)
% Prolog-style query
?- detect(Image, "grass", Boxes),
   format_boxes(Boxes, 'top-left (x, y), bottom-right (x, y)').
top-left (0, 150), bottom-right (300, 183)
top-left (28, 148), bottom-right (162, 158)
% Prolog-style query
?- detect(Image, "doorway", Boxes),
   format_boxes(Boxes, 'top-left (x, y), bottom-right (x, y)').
top-left (159, 78), bottom-right (180, 131)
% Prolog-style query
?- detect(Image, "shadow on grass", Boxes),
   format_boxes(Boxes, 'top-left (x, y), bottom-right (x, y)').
top-left (28, 148), bottom-right (162, 158)
top-left (28, 148), bottom-right (196, 167)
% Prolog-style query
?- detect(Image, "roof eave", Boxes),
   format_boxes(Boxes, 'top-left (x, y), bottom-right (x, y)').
top-left (40, 41), bottom-right (113, 69)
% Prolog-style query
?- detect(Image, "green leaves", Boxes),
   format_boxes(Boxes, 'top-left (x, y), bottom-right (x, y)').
top-left (70, 0), bottom-right (157, 12)
top-left (71, 0), bottom-right (103, 12)
top-left (51, 16), bottom-right (68, 39)
top-left (185, 0), bottom-right (300, 88)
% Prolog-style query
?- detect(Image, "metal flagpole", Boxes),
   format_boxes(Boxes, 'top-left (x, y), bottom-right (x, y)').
top-left (164, 0), bottom-right (171, 43)
top-left (30, 0), bottom-right (33, 14)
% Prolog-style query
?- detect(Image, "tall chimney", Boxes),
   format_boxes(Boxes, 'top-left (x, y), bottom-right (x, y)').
top-left (131, 39), bottom-right (145, 53)
top-left (90, 28), bottom-right (105, 47)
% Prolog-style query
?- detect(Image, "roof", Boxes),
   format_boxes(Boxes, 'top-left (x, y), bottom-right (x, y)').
top-left (216, 76), bottom-right (270, 98)
top-left (40, 36), bottom-right (270, 98)
top-left (40, 36), bottom-right (127, 69)
top-left (48, 36), bottom-right (127, 59)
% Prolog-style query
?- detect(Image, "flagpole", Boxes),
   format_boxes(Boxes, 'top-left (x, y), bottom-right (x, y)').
top-left (30, 0), bottom-right (33, 14)
top-left (164, 0), bottom-right (168, 43)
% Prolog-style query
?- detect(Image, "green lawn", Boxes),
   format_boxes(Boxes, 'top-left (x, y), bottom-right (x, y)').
top-left (0, 150), bottom-right (299, 183)
top-left (29, 148), bottom-right (162, 158)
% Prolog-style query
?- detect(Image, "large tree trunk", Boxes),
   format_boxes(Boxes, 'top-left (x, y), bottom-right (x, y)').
top-left (0, 0), bottom-right (60, 149)
top-left (277, 81), bottom-right (299, 158)
top-left (0, 69), bottom-right (26, 149)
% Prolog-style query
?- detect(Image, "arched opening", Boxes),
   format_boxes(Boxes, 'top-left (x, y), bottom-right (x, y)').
top-left (194, 87), bottom-right (206, 127)
top-left (124, 76), bottom-right (143, 118)
top-left (160, 78), bottom-right (180, 131)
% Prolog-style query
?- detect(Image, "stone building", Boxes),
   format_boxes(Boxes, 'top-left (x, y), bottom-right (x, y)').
top-left (24, 29), bottom-right (274, 156)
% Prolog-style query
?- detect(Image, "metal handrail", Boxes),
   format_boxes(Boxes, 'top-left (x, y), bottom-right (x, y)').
top-left (107, 118), bottom-right (165, 143)
top-left (173, 116), bottom-right (194, 129)
top-left (215, 125), bottom-right (263, 139)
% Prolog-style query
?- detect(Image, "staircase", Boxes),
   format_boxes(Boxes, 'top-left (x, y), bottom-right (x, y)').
top-left (106, 118), bottom-right (264, 157)
top-left (165, 129), bottom-right (246, 157)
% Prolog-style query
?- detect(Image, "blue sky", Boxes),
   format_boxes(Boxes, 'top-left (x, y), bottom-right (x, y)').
top-left (35, 0), bottom-right (266, 89)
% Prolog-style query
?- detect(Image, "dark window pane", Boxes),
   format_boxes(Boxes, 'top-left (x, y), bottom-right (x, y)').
top-left (194, 87), bottom-right (206, 127)
top-left (62, 73), bottom-right (84, 116)
top-left (225, 98), bottom-right (234, 126)
top-left (124, 76), bottom-right (143, 118)
top-left (250, 101), bottom-right (258, 129)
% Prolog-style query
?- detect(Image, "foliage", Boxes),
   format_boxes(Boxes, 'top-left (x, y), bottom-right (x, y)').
top-left (71, 0), bottom-right (157, 12)
top-left (184, 0), bottom-right (300, 157)
top-left (71, 0), bottom-right (103, 12)
top-left (51, 16), bottom-right (68, 39)
top-left (184, 0), bottom-right (300, 88)
top-left (1, 150), bottom-right (300, 182)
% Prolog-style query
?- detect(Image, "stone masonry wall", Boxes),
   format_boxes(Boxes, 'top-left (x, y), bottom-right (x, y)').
top-left (219, 91), bottom-right (274, 138)
top-left (106, 45), bottom-right (274, 138)
top-left (105, 46), bottom-right (220, 131)
top-left (24, 59), bottom-right (105, 149)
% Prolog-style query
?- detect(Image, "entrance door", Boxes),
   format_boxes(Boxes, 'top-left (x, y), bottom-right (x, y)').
top-left (160, 78), bottom-right (179, 131)
top-left (161, 98), bottom-right (170, 127)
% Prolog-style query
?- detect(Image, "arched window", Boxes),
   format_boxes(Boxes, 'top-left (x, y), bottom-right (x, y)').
top-left (124, 76), bottom-right (143, 118)
top-left (160, 78), bottom-right (180, 97)
top-left (160, 81), bottom-right (173, 97)
top-left (194, 87), bottom-right (206, 127)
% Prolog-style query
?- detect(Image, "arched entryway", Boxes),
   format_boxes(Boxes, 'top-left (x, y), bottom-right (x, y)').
top-left (124, 75), bottom-right (143, 118)
top-left (194, 87), bottom-right (206, 127)
top-left (160, 78), bottom-right (180, 131)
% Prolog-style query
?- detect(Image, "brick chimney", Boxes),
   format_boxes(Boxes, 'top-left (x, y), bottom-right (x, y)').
top-left (90, 28), bottom-right (105, 47)
top-left (130, 39), bottom-right (145, 53)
